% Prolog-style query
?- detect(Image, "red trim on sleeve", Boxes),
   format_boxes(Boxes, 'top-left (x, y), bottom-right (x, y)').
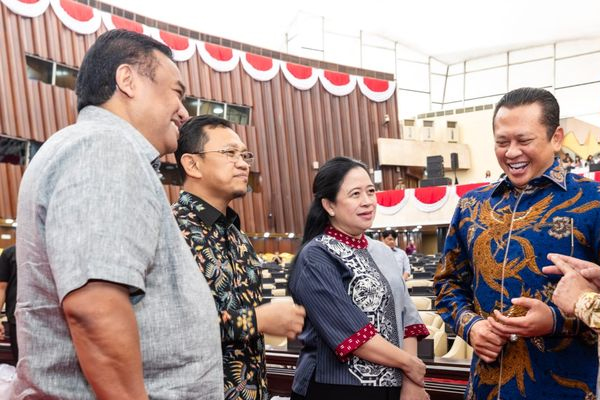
top-left (335, 323), bottom-right (377, 362)
top-left (404, 323), bottom-right (430, 340)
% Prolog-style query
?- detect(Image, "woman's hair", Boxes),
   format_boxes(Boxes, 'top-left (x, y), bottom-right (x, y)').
top-left (301, 156), bottom-right (369, 245)
top-left (289, 157), bottom-right (369, 289)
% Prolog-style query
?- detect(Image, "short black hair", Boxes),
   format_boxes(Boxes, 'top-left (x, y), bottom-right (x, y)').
top-left (175, 114), bottom-right (233, 182)
top-left (76, 29), bottom-right (172, 112)
top-left (493, 87), bottom-right (560, 140)
top-left (382, 230), bottom-right (397, 239)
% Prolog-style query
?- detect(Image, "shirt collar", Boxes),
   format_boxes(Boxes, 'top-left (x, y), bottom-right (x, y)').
top-left (78, 106), bottom-right (160, 171)
top-left (325, 225), bottom-right (368, 249)
top-left (491, 158), bottom-right (567, 196)
top-left (178, 190), bottom-right (240, 229)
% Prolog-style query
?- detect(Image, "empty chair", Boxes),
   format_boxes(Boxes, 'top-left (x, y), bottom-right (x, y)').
top-left (411, 296), bottom-right (432, 311)
top-left (430, 329), bottom-right (448, 357)
top-left (441, 336), bottom-right (473, 361)
top-left (405, 279), bottom-right (433, 289)
top-left (413, 271), bottom-right (433, 280)
top-left (419, 311), bottom-right (444, 330)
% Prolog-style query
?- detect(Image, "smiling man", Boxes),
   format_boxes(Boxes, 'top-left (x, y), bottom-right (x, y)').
top-left (173, 115), bottom-right (305, 400)
top-left (434, 87), bottom-right (600, 399)
top-left (13, 30), bottom-right (222, 399)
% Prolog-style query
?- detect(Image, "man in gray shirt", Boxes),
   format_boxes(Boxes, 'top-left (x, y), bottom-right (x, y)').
top-left (13, 29), bottom-right (223, 399)
top-left (381, 230), bottom-right (412, 280)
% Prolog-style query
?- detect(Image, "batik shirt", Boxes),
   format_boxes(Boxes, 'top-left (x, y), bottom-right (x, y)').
top-left (289, 226), bottom-right (425, 396)
top-left (434, 159), bottom-right (600, 400)
top-left (173, 191), bottom-right (266, 400)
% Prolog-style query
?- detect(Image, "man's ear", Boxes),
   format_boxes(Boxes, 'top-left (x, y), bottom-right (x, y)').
top-left (551, 126), bottom-right (564, 152)
top-left (180, 154), bottom-right (203, 179)
top-left (115, 64), bottom-right (135, 98)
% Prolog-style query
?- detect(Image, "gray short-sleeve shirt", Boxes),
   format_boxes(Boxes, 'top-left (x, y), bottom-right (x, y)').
top-left (13, 106), bottom-right (223, 399)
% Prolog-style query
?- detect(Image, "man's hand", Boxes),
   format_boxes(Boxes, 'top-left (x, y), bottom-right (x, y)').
top-left (469, 320), bottom-right (506, 363)
top-left (544, 254), bottom-right (600, 291)
top-left (543, 254), bottom-right (598, 315)
top-left (0, 322), bottom-right (4, 340)
top-left (488, 297), bottom-right (554, 339)
top-left (256, 301), bottom-right (305, 339)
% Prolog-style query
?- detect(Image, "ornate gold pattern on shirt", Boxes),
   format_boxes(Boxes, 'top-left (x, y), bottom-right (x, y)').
top-left (434, 159), bottom-right (599, 400)
top-left (575, 291), bottom-right (600, 332)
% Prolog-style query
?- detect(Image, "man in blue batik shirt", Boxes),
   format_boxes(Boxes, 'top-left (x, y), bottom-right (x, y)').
top-left (434, 87), bottom-right (599, 400)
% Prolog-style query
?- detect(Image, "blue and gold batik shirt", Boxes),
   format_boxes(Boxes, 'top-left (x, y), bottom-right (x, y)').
top-left (435, 159), bottom-right (599, 400)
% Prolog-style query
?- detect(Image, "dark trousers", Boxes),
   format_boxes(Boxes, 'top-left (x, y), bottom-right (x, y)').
top-left (8, 322), bottom-right (17, 363)
top-left (291, 380), bottom-right (401, 400)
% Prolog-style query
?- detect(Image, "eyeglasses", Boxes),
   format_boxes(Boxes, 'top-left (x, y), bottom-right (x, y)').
top-left (193, 148), bottom-right (255, 165)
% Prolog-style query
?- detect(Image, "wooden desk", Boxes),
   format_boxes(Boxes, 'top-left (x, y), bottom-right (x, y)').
top-left (266, 350), bottom-right (470, 400)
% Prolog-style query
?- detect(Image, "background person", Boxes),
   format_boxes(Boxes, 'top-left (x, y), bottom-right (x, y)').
top-left (381, 230), bottom-right (411, 280)
top-left (0, 245), bottom-right (17, 361)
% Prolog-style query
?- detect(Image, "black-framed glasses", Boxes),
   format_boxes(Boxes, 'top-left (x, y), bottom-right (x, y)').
top-left (193, 148), bottom-right (255, 165)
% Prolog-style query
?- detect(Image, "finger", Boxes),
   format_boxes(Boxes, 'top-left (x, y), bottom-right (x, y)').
top-left (294, 305), bottom-right (306, 316)
top-left (580, 268), bottom-right (600, 280)
top-left (548, 253), bottom-right (598, 273)
top-left (542, 265), bottom-right (562, 275)
top-left (510, 296), bottom-right (539, 309)
top-left (491, 310), bottom-right (518, 327)
top-left (477, 352), bottom-right (497, 363)
top-left (487, 317), bottom-right (513, 338)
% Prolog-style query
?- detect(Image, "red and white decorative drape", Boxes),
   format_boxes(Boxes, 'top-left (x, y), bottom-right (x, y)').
top-left (376, 182), bottom-right (489, 215)
top-left (1, 0), bottom-right (396, 102)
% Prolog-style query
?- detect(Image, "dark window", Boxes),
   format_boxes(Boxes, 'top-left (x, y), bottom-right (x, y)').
top-left (158, 162), bottom-right (183, 186)
top-left (183, 97), bottom-right (200, 116)
top-left (55, 64), bottom-right (78, 90)
top-left (227, 104), bottom-right (250, 125)
top-left (199, 100), bottom-right (225, 117)
top-left (25, 55), bottom-right (52, 84)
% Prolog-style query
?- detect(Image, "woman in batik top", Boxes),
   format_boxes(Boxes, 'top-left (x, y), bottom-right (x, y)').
top-left (289, 157), bottom-right (429, 400)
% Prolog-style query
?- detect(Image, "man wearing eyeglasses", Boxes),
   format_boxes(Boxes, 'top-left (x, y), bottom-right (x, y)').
top-left (173, 115), bottom-right (305, 400)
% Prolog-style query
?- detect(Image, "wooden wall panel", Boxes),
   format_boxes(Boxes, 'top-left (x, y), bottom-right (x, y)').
top-left (0, 3), bottom-right (406, 235)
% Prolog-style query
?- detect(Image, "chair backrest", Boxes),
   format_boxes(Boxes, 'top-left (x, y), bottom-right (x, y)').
top-left (411, 296), bottom-right (432, 311)
top-left (441, 336), bottom-right (473, 361)
top-left (406, 279), bottom-right (433, 289)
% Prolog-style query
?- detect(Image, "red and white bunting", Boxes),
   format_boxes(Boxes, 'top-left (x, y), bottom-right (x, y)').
top-left (240, 53), bottom-right (280, 81)
top-left (101, 11), bottom-right (146, 34)
top-left (413, 186), bottom-right (450, 212)
top-left (1, 0), bottom-right (49, 17)
top-left (281, 62), bottom-right (318, 91)
top-left (197, 42), bottom-right (240, 72)
top-left (50, 0), bottom-right (100, 35)
top-left (319, 70), bottom-right (357, 97)
top-left (376, 190), bottom-right (411, 215)
top-left (147, 27), bottom-right (195, 62)
top-left (357, 77), bottom-right (395, 102)
top-left (4, 1), bottom-right (397, 102)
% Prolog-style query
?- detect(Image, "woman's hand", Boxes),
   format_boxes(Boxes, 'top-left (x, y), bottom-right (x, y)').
top-left (399, 352), bottom-right (426, 387)
top-left (400, 378), bottom-right (430, 399)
